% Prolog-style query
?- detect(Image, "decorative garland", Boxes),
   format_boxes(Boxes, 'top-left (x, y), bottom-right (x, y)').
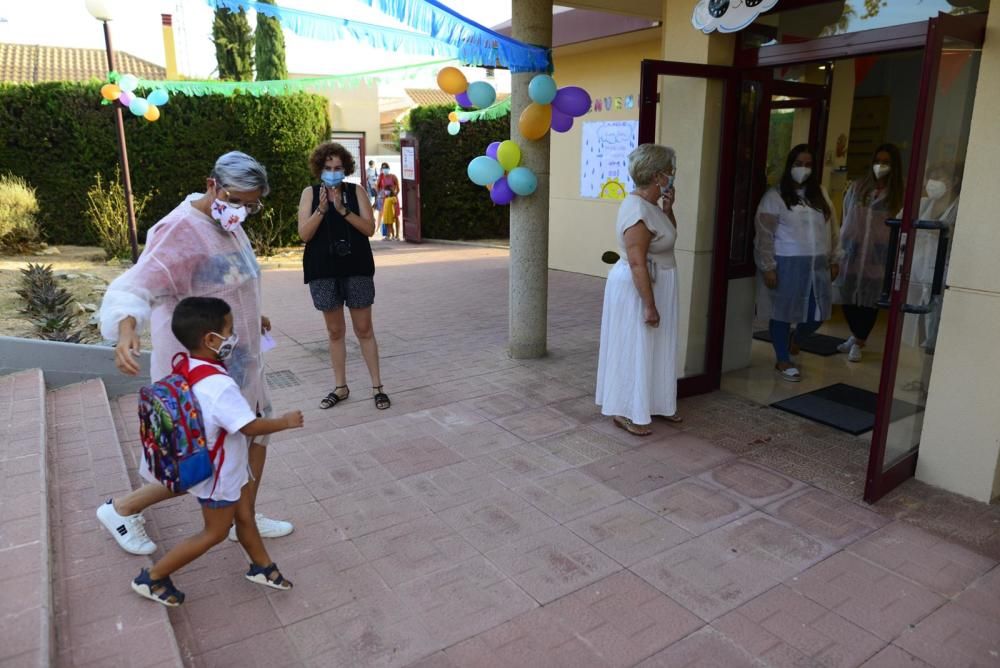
top-left (357, 0), bottom-right (551, 72)
top-left (133, 58), bottom-right (458, 97)
top-left (456, 97), bottom-right (511, 122)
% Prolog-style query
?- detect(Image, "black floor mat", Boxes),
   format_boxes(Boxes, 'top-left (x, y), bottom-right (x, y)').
top-left (771, 383), bottom-right (922, 435)
top-left (753, 330), bottom-right (843, 357)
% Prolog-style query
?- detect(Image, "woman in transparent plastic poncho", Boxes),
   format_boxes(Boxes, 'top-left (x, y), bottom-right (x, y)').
top-left (754, 145), bottom-right (840, 382)
top-left (94, 152), bottom-right (294, 556)
top-left (833, 143), bottom-right (904, 363)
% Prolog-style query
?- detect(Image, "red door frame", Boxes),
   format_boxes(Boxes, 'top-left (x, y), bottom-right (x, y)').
top-left (863, 11), bottom-right (987, 502)
top-left (638, 60), bottom-right (740, 396)
top-left (399, 137), bottom-right (422, 243)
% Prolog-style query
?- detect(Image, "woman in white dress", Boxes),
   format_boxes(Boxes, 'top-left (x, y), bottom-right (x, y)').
top-left (596, 144), bottom-right (682, 436)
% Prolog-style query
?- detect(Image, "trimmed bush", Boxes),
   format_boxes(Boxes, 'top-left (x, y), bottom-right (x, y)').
top-left (0, 82), bottom-right (330, 245)
top-left (408, 105), bottom-right (510, 240)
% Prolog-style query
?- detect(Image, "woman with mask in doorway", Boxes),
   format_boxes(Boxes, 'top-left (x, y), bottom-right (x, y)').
top-left (901, 163), bottom-right (962, 354)
top-left (96, 151), bottom-right (294, 556)
top-left (376, 163), bottom-right (401, 240)
top-left (834, 143), bottom-right (904, 362)
top-left (298, 142), bottom-right (390, 412)
top-left (755, 145), bottom-right (840, 382)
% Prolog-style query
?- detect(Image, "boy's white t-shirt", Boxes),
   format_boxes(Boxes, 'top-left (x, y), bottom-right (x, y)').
top-left (138, 358), bottom-right (257, 502)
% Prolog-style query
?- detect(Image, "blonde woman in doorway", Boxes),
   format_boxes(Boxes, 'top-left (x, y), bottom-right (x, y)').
top-left (596, 143), bottom-right (682, 436)
top-left (755, 144), bottom-right (840, 382)
top-left (834, 143), bottom-right (904, 362)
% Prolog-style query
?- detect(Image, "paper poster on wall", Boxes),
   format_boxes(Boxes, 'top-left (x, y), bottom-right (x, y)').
top-left (580, 120), bottom-right (638, 200)
top-left (401, 146), bottom-right (416, 180)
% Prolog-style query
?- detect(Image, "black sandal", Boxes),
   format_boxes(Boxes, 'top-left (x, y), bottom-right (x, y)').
top-left (319, 385), bottom-right (349, 409)
top-left (373, 385), bottom-right (390, 410)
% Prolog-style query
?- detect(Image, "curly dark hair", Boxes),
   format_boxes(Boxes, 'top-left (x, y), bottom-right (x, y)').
top-left (309, 141), bottom-right (356, 178)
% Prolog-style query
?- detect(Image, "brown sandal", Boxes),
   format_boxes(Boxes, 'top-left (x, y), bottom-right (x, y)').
top-left (662, 414), bottom-right (684, 423)
top-left (613, 416), bottom-right (653, 436)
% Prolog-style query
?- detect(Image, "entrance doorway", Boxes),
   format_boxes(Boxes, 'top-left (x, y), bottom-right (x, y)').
top-left (638, 10), bottom-right (986, 502)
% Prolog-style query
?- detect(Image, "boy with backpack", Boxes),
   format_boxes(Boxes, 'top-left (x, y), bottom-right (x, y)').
top-left (129, 297), bottom-right (303, 606)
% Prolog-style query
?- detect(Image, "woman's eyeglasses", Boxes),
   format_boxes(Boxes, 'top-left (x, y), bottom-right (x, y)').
top-left (219, 188), bottom-right (264, 215)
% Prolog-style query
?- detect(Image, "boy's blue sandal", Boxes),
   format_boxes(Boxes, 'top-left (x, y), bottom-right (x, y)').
top-left (132, 568), bottom-right (185, 607)
top-left (245, 562), bottom-right (292, 590)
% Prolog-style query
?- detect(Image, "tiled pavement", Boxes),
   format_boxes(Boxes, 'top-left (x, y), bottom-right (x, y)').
top-left (72, 244), bottom-right (1000, 665)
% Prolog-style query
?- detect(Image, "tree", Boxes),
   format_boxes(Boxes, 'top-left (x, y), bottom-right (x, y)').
top-left (254, 0), bottom-right (287, 81)
top-left (212, 8), bottom-right (254, 81)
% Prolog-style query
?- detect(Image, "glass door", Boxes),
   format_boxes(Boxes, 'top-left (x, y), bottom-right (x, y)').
top-left (638, 60), bottom-right (741, 396)
top-left (864, 12), bottom-right (986, 503)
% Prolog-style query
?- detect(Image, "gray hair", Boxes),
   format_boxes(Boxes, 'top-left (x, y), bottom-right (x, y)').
top-left (211, 151), bottom-right (270, 196)
top-left (628, 144), bottom-right (677, 187)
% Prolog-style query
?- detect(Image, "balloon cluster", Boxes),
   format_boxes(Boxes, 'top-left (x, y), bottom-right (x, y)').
top-left (99, 73), bottom-right (170, 122)
top-left (437, 66), bottom-right (498, 135)
top-left (518, 74), bottom-right (591, 140)
top-left (467, 140), bottom-right (538, 206)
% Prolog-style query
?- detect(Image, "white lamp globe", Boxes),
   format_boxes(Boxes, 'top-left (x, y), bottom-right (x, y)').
top-left (84, 0), bottom-right (115, 21)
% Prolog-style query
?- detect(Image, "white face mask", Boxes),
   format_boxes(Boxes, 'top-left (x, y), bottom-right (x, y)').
top-left (210, 199), bottom-right (249, 232)
top-left (207, 331), bottom-right (239, 361)
top-left (925, 179), bottom-right (948, 200)
top-left (873, 164), bottom-right (891, 180)
top-left (791, 166), bottom-right (812, 184)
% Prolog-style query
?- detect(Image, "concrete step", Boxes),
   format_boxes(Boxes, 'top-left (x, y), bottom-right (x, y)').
top-left (46, 378), bottom-right (184, 667)
top-left (0, 369), bottom-right (53, 668)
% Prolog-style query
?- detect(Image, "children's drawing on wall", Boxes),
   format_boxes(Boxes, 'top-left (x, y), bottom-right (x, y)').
top-left (580, 120), bottom-right (639, 200)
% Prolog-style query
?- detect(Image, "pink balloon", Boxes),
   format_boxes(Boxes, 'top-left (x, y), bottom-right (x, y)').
top-left (490, 176), bottom-right (515, 205)
top-left (118, 90), bottom-right (135, 106)
top-left (486, 141), bottom-right (501, 159)
top-left (551, 109), bottom-right (574, 133)
top-left (456, 91), bottom-right (473, 108)
top-left (552, 86), bottom-right (592, 118)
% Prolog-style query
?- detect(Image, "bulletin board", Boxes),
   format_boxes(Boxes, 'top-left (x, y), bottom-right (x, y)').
top-left (580, 120), bottom-right (639, 200)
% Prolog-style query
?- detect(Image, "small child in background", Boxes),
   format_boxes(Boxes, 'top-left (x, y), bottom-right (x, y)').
top-left (131, 296), bottom-right (303, 606)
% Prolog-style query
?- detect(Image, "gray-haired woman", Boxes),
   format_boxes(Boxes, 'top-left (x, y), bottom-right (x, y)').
top-left (596, 143), bottom-right (683, 436)
top-left (96, 151), bottom-right (295, 555)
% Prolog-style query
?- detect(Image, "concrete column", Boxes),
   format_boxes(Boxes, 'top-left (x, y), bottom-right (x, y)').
top-left (509, 0), bottom-right (553, 359)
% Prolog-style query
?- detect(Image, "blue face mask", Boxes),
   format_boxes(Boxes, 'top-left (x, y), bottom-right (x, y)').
top-left (321, 169), bottom-right (344, 187)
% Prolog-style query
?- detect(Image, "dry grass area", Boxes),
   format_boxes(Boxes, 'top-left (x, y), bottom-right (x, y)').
top-left (0, 246), bottom-right (305, 341)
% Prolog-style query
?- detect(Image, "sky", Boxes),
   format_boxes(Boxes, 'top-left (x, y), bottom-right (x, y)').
top-left (0, 0), bottom-right (515, 95)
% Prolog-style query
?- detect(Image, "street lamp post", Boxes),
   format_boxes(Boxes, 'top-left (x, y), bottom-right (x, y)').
top-left (85, 0), bottom-right (140, 263)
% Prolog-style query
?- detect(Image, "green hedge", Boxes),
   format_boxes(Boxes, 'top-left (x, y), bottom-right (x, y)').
top-left (0, 82), bottom-right (330, 245)
top-left (408, 105), bottom-right (510, 240)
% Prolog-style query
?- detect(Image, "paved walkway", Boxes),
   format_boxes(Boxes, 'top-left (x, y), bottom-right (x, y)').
top-left (108, 243), bottom-right (1000, 667)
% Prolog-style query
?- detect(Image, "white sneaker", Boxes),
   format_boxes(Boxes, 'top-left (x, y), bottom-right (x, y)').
top-left (96, 499), bottom-right (157, 555)
top-left (848, 344), bottom-right (863, 363)
top-left (228, 513), bottom-right (295, 541)
top-left (837, 336), bottom-right (857, 354)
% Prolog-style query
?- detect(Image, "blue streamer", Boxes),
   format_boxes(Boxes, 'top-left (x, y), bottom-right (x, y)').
top-left (355, 0), bottom-right (551, 72)
top-left (207, 0), bottom-right (460, 60)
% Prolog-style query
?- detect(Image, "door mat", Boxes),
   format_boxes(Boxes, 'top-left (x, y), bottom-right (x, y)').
top-left (771, 383), bottom-right (922, 435)
top-left (753, 330), bottom-right (843, 357)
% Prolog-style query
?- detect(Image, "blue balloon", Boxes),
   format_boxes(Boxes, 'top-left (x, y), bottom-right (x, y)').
top-left (507, 166), bottom-right (538, 196)
top-left (447, 121), bottom-right (461, 135)
top-left (467, 156), bottom-right (504, 186)
top-left (148, 89), bottom-right (169, 106)
top-left (528, 75), bottom-right (557, 105)
top-left (128, 97), bottom-right (149, 117)
top-left (466, 81), bottom-right (497, 109)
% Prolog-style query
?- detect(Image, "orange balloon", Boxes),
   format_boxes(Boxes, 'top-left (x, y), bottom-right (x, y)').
top-left (144, 104), bottom-right (160, 121)
top-left (100, 83), bottom-right (121, 101)
top-left (448, 111), bottom-right (459, 122)
top-left (437, 67), bottom-right (468, 95)
top-left (518, 103), bottom-right (552, 141)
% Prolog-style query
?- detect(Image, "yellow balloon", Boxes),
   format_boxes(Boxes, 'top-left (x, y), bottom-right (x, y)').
top-left (144, 104), bottom-right (160, 121)
top-left (496, 140), bottom-right (521, 171)
top-left (448, 111), bottom-right (459, 122)
top-left (518, 103), bottom-right (552, 141)
top-left (100, 83), bottom-right (121, 101)
top-left (437, 67), bottom-right (468, 95)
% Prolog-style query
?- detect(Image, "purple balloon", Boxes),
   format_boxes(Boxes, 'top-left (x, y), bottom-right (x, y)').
top-left (118, 90), bottom-right (135, 106)
top-left (490, 176), bottom-right (515, 206)
top-left (552, 86), bottom-right (592, 118)
top-left (551, 109), bottom-right (574, 133)
top-left (455, 91), bottom-right (473, 108)
top-left (486, 141), bottom-right (501, 159)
